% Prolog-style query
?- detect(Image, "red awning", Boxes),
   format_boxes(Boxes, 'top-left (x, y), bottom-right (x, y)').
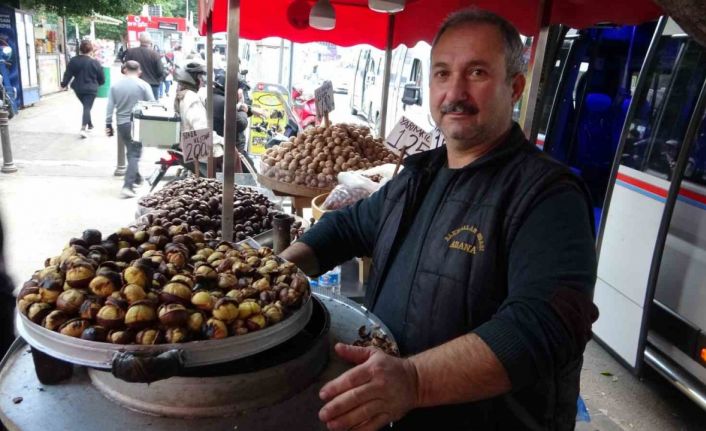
top-left (199, 0), bottom-right (663, 48)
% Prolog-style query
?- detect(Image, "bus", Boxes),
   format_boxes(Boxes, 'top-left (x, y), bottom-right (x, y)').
top-left (534, 17), bottom-right (706, 409)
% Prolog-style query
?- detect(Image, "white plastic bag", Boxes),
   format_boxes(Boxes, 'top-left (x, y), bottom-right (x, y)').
top-left (322, 164), bottom-right (397, 210)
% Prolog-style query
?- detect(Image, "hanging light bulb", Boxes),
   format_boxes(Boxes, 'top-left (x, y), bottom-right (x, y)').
top-left (368, 0), bottom-right (405, 13)
top-left (310, 0), bottom-right (336, 30)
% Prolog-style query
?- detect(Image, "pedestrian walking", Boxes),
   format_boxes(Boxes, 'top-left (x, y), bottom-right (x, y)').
top-left (60, 39), bottom-right (105, 138)
top-left (105, 61), bottom-right (155, 198)
top-left (123, 32), bottom-right (165, 100)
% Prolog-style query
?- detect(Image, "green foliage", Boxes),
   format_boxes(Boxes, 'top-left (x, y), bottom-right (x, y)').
top-left (159, 0), bottom-right (187, 18)
top-left (21, 0), bottom-right (144, 17)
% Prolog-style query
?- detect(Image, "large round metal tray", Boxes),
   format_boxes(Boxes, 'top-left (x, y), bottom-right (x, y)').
top-left (15, 295), bottom-right (312, 370)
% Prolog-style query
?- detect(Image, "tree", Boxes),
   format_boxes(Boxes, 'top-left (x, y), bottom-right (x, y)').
top-left (20, 0), bottom-right (145, 17)
top-left (160, 0), bottom-right (187, 18)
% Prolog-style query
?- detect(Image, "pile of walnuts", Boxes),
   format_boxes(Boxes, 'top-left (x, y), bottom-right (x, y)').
top-left (262, 124), bottom-right (397, 189)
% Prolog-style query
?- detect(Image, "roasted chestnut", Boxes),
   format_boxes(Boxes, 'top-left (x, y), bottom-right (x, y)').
top-left (42, 310), bottom-right (69, 331)
top-left (116, 227), bottom-right (135, 244)
top-left (205, 318), bottom-right (228, 340)
top-left (96, 304), bottom-right (126, 330)
top-left (191, 291), bottom-right (215, 311)
top-left (65, 261), bottom-right (95, 289)
top-left (252, 278), bottom-right (270, 292)
top-left (56, 288), bottom-right (86, 315)
top-left (231, 319), bottom-right (248, 336)
top-left (212, 298), bottom-right (239, 323)
top-left (237, 301), bottom-right (261, 319)
top-left (135, 328), bottom-right (164, 345)
top-left (165, 327), bottom-right (189, 343)
top-left (123, 265), bottom-right (150, 289)
top-left (171, 274), bottom-right (194, 289)
top-left (187, 310), bottom-right (206, 334)
top-left (217, 273), bottom-right (237, 290)
top-left (125, 301), bottom-right (157, 329)
top-left (59, 318), bottom-right (91, 337)
top-left (89, 271), bottom-right (121, 298)
top-left (79, 296), bottom-right (104, 320)
top-left (116, 247), bottom-right (140, 263)
top-left (121, 283), bottom-right (147, 304)
top-left (194, 264), bottom-right (217, 282)
top-left (160, 282), bottom-right (192, 306)
top-left (81, 325), bottom-right (108, 342)
top-left (158, 303), bottom-right (188, 327)
top-left (246, 314), bottom-right (267, 331)
top-left (263, 304), bottom-right (284, 324)
top-left (108, 329), bottom-right (135, 344)
top-left (82, 229), bottom-right (102, 246)
top-left (27, 302), bottom-right (52, 323)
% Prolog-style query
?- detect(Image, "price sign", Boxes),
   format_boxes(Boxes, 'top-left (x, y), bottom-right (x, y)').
top-left (315, 80), bottom-right (335, 119)
top-left (181, 128), bottom-right (213, 163)
top-left (385, 116), bottom-right (443, 157)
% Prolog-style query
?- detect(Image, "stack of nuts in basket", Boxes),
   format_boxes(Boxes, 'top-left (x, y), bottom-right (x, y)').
top-left (262, 124), bottom-right (397, 189)
top-left (18, 227), bottom-right (310, 345)
top-left (138, 177), bottom-right (276, 242)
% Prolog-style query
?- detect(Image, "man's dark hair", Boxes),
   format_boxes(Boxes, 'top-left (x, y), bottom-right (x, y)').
top-left (79, 40), bottom-right (93, 55)
top-left (123, 60), bottom-right (141, 73)
top-left (432, 8), bottom-right (526, 80)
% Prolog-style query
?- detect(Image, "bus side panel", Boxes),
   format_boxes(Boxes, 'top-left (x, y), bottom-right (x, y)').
top-left (594, 165), bottom-right (669, 368)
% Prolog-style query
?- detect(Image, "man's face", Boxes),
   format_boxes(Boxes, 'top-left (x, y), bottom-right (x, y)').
top-left (430, 23), bottom-right (525, 150)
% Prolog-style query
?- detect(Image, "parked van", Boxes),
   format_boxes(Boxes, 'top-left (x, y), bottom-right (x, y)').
top-left (350, 43), bottom-right (433, 136)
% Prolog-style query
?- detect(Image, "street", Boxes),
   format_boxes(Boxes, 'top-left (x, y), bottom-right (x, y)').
top-left (0, 89), bottom-right (705, 430)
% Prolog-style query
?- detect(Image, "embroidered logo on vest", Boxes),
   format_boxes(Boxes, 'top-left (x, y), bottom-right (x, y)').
top-left (444, 225), bottom-right (485, 255)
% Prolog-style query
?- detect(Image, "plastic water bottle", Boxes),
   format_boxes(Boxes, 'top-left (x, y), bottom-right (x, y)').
top-left (318, 265), bottom-right (341, 294)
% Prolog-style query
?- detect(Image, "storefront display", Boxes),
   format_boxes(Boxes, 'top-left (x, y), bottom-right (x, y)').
top-left (33, 13), bottom-right (65, 95)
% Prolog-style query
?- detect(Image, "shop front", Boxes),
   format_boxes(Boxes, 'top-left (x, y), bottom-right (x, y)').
top-left (126, 15), bottom-right (186, 54)
top-left (33, 12), bottom-right (66, 96)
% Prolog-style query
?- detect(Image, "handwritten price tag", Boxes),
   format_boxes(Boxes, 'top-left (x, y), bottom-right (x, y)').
top-left (385, 116), bottom-right (446, 157)
top-left (315, 81), bottom-right (335, 118)
top-left (181, 128), bottom-right (213, 163)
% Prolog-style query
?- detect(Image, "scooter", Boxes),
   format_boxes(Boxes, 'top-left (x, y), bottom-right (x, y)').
top-left (147, 144), bottom-right (208, 192)
top-left (291, 87), bottom-right (318, 129)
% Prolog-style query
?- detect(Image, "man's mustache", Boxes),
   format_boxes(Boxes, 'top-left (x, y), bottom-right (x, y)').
top-left (440, 101), bottom-right (479, 115)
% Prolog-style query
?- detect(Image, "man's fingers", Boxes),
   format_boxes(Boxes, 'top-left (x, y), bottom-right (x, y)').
top-left (319, 362), bottom-right (372, 401)
top-left (351, 412), bottom-right (393, 431)
top-left (335, 343), bottom-right (375, 365)
top-left (324, 399), bottom-right (388, 431)
top-left (319, 382), bottom-right (377, 423)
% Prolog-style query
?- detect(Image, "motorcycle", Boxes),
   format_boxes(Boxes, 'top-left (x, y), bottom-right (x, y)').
top-left (147, 143), bottom-right (208, 192)
top-left (291, 87), bottom-right (318, 129)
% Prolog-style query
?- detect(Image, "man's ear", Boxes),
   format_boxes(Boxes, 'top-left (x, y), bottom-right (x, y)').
top-left (511, 73), bottom-right (526, 104)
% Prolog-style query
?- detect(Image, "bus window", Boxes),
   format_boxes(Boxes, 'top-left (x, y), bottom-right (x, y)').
top-left (621, 39), bottom-right (706, 181)
top-left (536, 22), bottom-right (657, 230)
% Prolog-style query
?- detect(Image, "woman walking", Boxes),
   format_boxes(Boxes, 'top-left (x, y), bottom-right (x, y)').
top-left (61, 40), bottom-right (105, 138)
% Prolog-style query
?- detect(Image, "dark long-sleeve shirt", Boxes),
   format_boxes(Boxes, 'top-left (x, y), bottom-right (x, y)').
top-left (61, 55), bottom-right (105, 95)
top-left (124, 47), bottom-right (165, 86)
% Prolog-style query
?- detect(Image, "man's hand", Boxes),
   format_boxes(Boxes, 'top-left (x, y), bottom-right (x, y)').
top-left (105, 124), bottom-right (114, 137)
top-left (319, 343), bottom-right (419, 431)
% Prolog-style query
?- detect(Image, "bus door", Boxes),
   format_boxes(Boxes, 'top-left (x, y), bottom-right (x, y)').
top-left (594, 18), bottom-right (706, 376)
top-left (535, 21), bottom-right (658, 232)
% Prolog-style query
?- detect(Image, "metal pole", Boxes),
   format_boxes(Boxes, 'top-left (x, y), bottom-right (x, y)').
top-left (206, 16), bottom-right (215, 178)
top-left (379, 14), bottom-right (395, 139)
top-left (0, 111), bottom-right (17, 173)
top-left (222, 0), bottom-right (242, 242)
top-left (520, 0), bottom-right (553, 138)
top-left (114, 139), bottom-right (126, 176)
top-left (278, 38), bottom-right (285, 84)
top-left (288, 41), bottom-right (294, 93)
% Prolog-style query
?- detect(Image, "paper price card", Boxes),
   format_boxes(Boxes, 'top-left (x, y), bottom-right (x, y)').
top-left (314, 81), bottom-right (335, 118)
top-left (385, 116), bottom-right (445, 157)
top-left (181, 128), bottom-right (213, 163)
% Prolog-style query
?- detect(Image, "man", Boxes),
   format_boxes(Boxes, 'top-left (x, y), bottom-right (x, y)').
top-left (281, 8), bottom-right (598, 431)
top-left (105, 60), bottom-right (155, 198)
top-left (123, 32), bottom-right (165, 99)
